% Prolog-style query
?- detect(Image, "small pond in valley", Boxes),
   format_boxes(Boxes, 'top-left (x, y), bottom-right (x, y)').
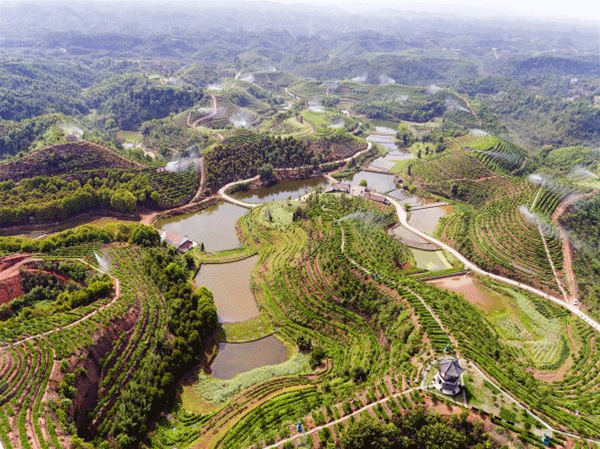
top-left (196, 255), bottom-right (259, 323)
top-left (234, 177), bottom-right (329, 204)
top-left (349, 171), bottom-right (397, 193)
top-left (210, 335), bottom-right (288, 379)
top-left (159, 202), bottom-right (248, 252)
top-left (407, 206), bottom-right (449, 236)
top-left (367, 127), bottom-right (414, 171)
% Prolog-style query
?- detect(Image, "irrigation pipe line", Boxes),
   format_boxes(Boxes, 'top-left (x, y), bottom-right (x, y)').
top-left (386, 195), bottom-right (600, 334)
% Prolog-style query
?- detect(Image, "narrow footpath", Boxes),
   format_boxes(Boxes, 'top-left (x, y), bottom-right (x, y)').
top-left (263, 387), bottom-right (421, 449)
top-left (337, 197), bottom-right (600, 444)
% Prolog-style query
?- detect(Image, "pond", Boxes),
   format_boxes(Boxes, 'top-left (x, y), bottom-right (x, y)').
top-left (210, 335), bottom-right (289, 379)
top-left (391, 225), bottom-right (433, 246)
top-left (308, 100), bottom-right (325, 113)
top-left (196, 256), bottom-right (259, 323)
top-left (158, 202), bottom-right (248, 252)
top-left (367, 127), bottom-right (414, 171)
top-left (408, 206), bottom-right (449, 235)
top-left (234, 177), bottom-right (329, 204)
top-left (349, 171), bottom-right (397, 193)
top-left (411, 249), bottom-right (452, 271)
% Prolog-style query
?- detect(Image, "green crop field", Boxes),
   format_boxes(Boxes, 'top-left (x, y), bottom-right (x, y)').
top-left (2, 15), bottom-right (600, 448)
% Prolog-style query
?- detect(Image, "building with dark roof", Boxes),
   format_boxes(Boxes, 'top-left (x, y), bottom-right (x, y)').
top-left (363, 191), bottom-right (389, 205)
top-left (433, 358), bottom-right (464, 395)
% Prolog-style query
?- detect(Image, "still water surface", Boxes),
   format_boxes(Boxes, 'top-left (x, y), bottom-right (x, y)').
top-left (234, 177), bottom-right (329, 204)
top-left (159, 201), bottom-right (247, 252)
top-left (210, 335), bottom-right (288, 379)
top-left (196, 256), bottom-right (259, 323)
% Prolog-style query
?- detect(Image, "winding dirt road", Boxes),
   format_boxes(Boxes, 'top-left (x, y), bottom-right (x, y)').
top-left (387, 195), bottom-right (600, 333)
top-left (551, 191), bottom-right (598, 301)
top-left (188, 94), bottom-right (218, 128)
top-left (0, 258), bottom-right (121, 348)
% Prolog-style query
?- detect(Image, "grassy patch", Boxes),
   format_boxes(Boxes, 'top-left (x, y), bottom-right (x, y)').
top-left (194, 352), bottom-right (310, 405)
top-left (410, 141), bottom-right (436, 156)
top-left (181, 385), bottom-right (219, 414)
top-left (116, 130), bottom-right (141, 144)
top-left (221, 316), bottom-right (273, 342)
top-left (301, 110), bottom-right (332, 127)
top-left (195, 246), bottom-right (257, 264)
top-left (256, 202), bottom-right (296, 228)
top-left (391, 159), bottom-right (412, 173)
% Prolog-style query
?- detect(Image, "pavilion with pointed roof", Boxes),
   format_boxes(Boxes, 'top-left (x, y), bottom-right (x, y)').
top-left (433, 357), bottom-right (464, 395)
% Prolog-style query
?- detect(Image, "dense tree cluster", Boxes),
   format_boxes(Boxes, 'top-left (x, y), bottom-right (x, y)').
top-left (56, 276), bottom-right (113, 310)
top-left (355, 98), bottom-right (445, 122)
top-left (0, 171), bottom-right (155, 225)
top-left (0, 114), bottom-right (61, 158)
top-left (86, 247), bottom-right (217, 448)
top-left (0, 223), bottom-right (159, 254)
top-left (339, 410), bottom-right (497, 449)
top-left (0, 60), bottom-right (91, 121)
top-left (86, 74), bottom-right (203, 130)
top-left (0, 261), bottom-right (111, 321)
top-left (0, 142), bottom-right (139, 182)
top-left (140, 118), bottom-right (207, 158)
top-left (204, 134), bottom-right (317, 190)
top-left (0, 140), bottom-right (199, 225)
top-left (456, 73), bottom-right (600, 147)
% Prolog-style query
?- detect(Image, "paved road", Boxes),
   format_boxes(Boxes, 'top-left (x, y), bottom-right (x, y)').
top-left (386, 196), bottom-right (600, 333)
top-left (218, 176), bottom-right (260, 209)
top-left (218, 142), bottom-right (374, 209)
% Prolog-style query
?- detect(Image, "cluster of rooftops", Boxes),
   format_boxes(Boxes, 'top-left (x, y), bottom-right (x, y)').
top-left (327, 182), bottom-right (390, 204)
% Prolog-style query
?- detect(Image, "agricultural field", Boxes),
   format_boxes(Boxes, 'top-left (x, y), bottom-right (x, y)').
top-left (1, 6), bottom-right (600, 449)
top-left (0, 223), bottom-right (219, 449)
top-left (407, 134), bottom-right (567, 295)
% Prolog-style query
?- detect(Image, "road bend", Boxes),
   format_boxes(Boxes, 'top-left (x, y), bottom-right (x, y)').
top-left (386, 196), bottom-right (600, 333)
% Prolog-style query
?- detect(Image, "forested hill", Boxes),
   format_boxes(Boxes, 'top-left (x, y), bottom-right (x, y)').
top-left (0, 65), bottom-right (204, 127)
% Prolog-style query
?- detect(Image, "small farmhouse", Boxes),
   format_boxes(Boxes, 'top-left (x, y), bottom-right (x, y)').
top-left (159, 231), bottom-right (196, 253)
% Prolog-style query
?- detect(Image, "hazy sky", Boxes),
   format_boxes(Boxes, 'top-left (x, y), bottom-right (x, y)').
top-left (226, 0), bottom-right (599, 22)
top-left (0, 0), bottom-right (597, 23)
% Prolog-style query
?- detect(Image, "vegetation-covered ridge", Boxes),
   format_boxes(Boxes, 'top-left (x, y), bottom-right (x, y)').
top-left (204, 133), bottom-right (366, 191)
top-left (0, 6), bottom-right (599, 447)
top-left (0, 141), bottom-right (199, 226)
top-left (408, 134), bottom-right (565, 295)
top-left (0, 222), bottom-right (218, 449)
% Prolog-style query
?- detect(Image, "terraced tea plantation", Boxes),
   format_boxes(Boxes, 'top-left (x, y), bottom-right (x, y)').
top-left (410, 135), bottom-right (565, 295)
top-left (0, 223), bottom-right (218, 448)
top-left (2, 53), bottom-right (600, 449)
